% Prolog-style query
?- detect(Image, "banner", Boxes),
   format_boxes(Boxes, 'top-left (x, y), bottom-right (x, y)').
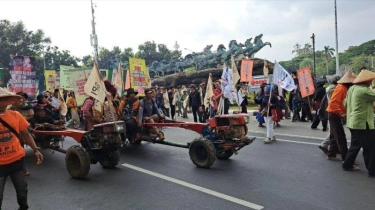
top-left (44, 70), bottom-right (56, 92)
top-left (70, 68), bottom-right (91, 106)
top-left (60, 65), bottom-right (76, 90)
top-left (272, 61), bottom-right (296, 92)
top-left (8, 56), bottom-right (37, 99)
top-left (297, 67), bottom-right (315, 98)
top-left (240, 59), bottom-right (253, 82)
top-left (124, 70), bottom-right (131, 89)
top-left (55, 70), bottom-right (60, 89)
top-left (129, 58), bottom-right (150, 96)
top-left (84, 63), bottom-right (107, 103)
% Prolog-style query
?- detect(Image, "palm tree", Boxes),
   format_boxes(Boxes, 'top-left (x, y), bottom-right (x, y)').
top-left (322, 46), bottom-right (335, 74)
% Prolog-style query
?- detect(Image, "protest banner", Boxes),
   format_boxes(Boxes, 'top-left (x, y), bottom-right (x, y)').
top-left (297, 67), bottom-right (315, 98)
top-left (129, 58), bottom-right (150, 96)
top-left (60, 65), bottom-right (76, 90)
top-left (240, 59), bottom-right (253, 82)
top-left (8, 56), bottom-right (37, 99)
top-left (84, 63), bottom-right (107, 103)
top-left (44, 70), bottom-right (56, 92)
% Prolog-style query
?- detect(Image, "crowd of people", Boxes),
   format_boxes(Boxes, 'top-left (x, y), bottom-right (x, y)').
top-left (254, 68), bottom-right (375, 178)
top-left (3, 68), bottom-right (375, 209)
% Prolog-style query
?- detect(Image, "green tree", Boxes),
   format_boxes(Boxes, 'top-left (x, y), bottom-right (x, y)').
top-left (322, 46), bottom-right (335, 74)
top-left (44, 46), bottom-right (80, 70)
top-left (350, 54), bottom-right (369, 73)
top-left (299, 57), bottom-right (313, 69)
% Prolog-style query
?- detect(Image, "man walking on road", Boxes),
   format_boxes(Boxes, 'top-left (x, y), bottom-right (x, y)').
top-left (0, 87), bottom-right (44, 210)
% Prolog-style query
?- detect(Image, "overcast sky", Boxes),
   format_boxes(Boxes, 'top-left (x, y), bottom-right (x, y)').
top-left (1, 0), bottom-right (374, 63)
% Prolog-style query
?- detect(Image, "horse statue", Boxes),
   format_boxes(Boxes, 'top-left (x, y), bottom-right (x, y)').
top-left (234, 38), bottom-right (253, 57)
top-left (148, 60), bottom-right (161, 78)
top-left (175, 54), bottom-right (194, 72)
top-left (246, 34), bottom-right (272, 57)
top-left (221, 40), bottom-right (242, 64)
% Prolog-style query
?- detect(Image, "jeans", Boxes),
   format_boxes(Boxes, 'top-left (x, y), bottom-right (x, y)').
top-left (191, 106), bottom-right (199, 122)
top-left (0, 159), bottom-right (29, 210)
top-left (66, 109), bottom-right (80, 129)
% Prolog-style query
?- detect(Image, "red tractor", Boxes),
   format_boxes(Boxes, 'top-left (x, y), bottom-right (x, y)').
top-left (132, 113), bottom-right (255, 168)
top-left (32, 121), bottom-right (126, 179)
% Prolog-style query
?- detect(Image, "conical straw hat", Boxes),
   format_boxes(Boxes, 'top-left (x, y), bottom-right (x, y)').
top-left (0, 87), bottom-right (21, 107)
top-left (353, 69), bottom-right (375, 84)
top-left (337, 71), bottom-right (357, 84)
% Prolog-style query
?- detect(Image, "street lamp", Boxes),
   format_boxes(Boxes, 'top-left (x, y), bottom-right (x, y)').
top-left (311, 33), bottom-right (316, 76)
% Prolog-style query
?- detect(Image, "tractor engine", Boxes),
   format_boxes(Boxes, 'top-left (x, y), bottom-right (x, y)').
top-left (208, 114), bottom-right (249, 140)
top-left (86, 121), bottom-right (126, 149)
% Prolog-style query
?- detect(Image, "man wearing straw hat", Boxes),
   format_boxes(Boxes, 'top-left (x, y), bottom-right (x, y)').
top-left (0, 87), bottom-right (43, 209)
top-left (342, 69), bottom-right (375, 177)
top-left (326, 71), bottom-right (357, 162)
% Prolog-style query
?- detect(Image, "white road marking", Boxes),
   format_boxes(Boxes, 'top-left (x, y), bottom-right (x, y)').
top-left (122, 163), bottom-right (264, 210)
top-left (252, 135), bottom-right (320, 145)
top-left (248, 130), bottom-right (326, 140)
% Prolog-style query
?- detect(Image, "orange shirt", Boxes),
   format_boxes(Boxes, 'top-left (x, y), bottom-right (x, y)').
top-left (66, 97), bottom-right (77, 111)
top-left (118, 99), bottom-right (140, 115)
top-left (0, 110), bottom-right (29, 165)
top-left (326, 84), bottom-right (347, 116)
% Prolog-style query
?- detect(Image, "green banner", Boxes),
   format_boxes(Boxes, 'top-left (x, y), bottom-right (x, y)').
top-left (60, 65), bottom-right (90, 90)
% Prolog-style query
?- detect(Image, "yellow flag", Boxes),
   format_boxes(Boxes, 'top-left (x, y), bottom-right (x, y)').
top-left (113, 62), bottom-right (123, 90)
top-left (231, 55), bottom-right (240, 89)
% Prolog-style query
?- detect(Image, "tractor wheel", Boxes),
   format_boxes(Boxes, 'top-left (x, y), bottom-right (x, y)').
top-left (65, 145), bottom-right (90, 179)
top-left (99, 150), bottom-right (120, 168)
top-left (189, 138), bottom-right (216, 168)
top-left (216, 150), bottom-right (234, 160)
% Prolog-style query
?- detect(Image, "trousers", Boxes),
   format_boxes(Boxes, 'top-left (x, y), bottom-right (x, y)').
top-left (0, 159), bottom-right (28, 210)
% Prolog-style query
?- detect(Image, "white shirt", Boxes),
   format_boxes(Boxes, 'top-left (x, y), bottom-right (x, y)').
top-left (51, 96), bottom-right (61, 110)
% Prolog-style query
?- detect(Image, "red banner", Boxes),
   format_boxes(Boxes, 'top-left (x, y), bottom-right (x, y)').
top-left (8, 56), bottom-right (37, 99)
top-left (297, 67), bottom-right (315, 98)
top-left (240, 59), bottom-right (253, 82)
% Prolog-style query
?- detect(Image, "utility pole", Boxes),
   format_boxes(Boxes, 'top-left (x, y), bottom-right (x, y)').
top-left (311, 33), bottom-right (316, 76)
top-left (334, 0), bottom-right (339, 75)
top-left (90, 0), bottom-right (99, 64)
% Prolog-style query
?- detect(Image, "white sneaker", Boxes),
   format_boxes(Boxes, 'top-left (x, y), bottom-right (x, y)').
top-left (263, 138), bottom-right (271, 144)
top-left (271, 136), bottom-right (276, 141)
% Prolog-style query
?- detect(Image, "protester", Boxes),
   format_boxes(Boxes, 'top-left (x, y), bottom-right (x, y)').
top-left (0, 87), bottom-right (43, 210)
top-left (34, 93), bottom-right (54, 117)
top-left (318, 74), bottom-right (341, 154)
top-left (239, 83), bottom-right (248, 113)
top-left (65, 91), bottom-right (80, 129)
top-left (311, 81), bottom-right (327, 129)
top-left (326, 71), bottom-right (357, 161)
top-left (256, 85), bottom-right (278, 144)
top-left (181, 90), bottom-right (189, 118)
top-left (82, 96), bottom-right (95, 130)
top-left (188, 84), bottom-right (201, 122)
top-left (342, 69), bottom-right (375, 177)
top-left (119, 88), bottom-right (141, 141)
top-left (173, 87), bottom-right (182, 118)
top-left (255, 83), bottom-right (266, 126)
top-left (51, 89), bottom-right (62, 121)
top-left (292, 94), bottom-right (300, 122)
top-left (168, 86), bottom-right (175, 120)
top-left (138, 88), bottom-right (165, 140)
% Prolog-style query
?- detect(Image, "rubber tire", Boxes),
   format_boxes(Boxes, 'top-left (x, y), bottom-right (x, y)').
top-left (99, 150), bottom-right (120, 168)
top-left (65, 145), bottom-right (91, 179)
top-left (189, 138), bottom-right (216, 168)
top-left (216, 150), bottom-right (234, 160)
top-left (128, 133), bottom-right (142, 145)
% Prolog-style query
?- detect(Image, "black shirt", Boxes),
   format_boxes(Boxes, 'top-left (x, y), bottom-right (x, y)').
top-left (30, 115), bottom-right (55, 128)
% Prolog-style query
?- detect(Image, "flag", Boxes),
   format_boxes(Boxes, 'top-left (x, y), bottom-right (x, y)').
top-left (84, 63), bottom-right (107, 103)
top-left (113, 63), bottom-right (123, 90)
top-left (125, 69), bottom-right (131, 89)
top-left (272, 61), bottom-right (297, 92)
top-left (231, 55), bottom-right (240, 90)
top-left (204, 73), bottom-right (214, 108)
top-left (263, 59), bottom-right (269, 77)
top-left (221, 64), bottom-right (233, 101)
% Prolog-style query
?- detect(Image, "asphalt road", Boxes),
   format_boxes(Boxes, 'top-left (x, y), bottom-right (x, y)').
top-left (2, 114), bottom-right (374, 210)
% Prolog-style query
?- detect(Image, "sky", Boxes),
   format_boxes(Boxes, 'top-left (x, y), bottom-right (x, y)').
top-left (1, 0), bottom-right (374, 63)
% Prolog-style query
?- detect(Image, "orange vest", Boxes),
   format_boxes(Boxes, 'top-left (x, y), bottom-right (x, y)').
top-left (0, 110), bottom-right (29, 165)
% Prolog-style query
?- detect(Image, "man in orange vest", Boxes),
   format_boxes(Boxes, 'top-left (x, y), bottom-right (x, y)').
top-left (0, 88), bottom-right (43, 210)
